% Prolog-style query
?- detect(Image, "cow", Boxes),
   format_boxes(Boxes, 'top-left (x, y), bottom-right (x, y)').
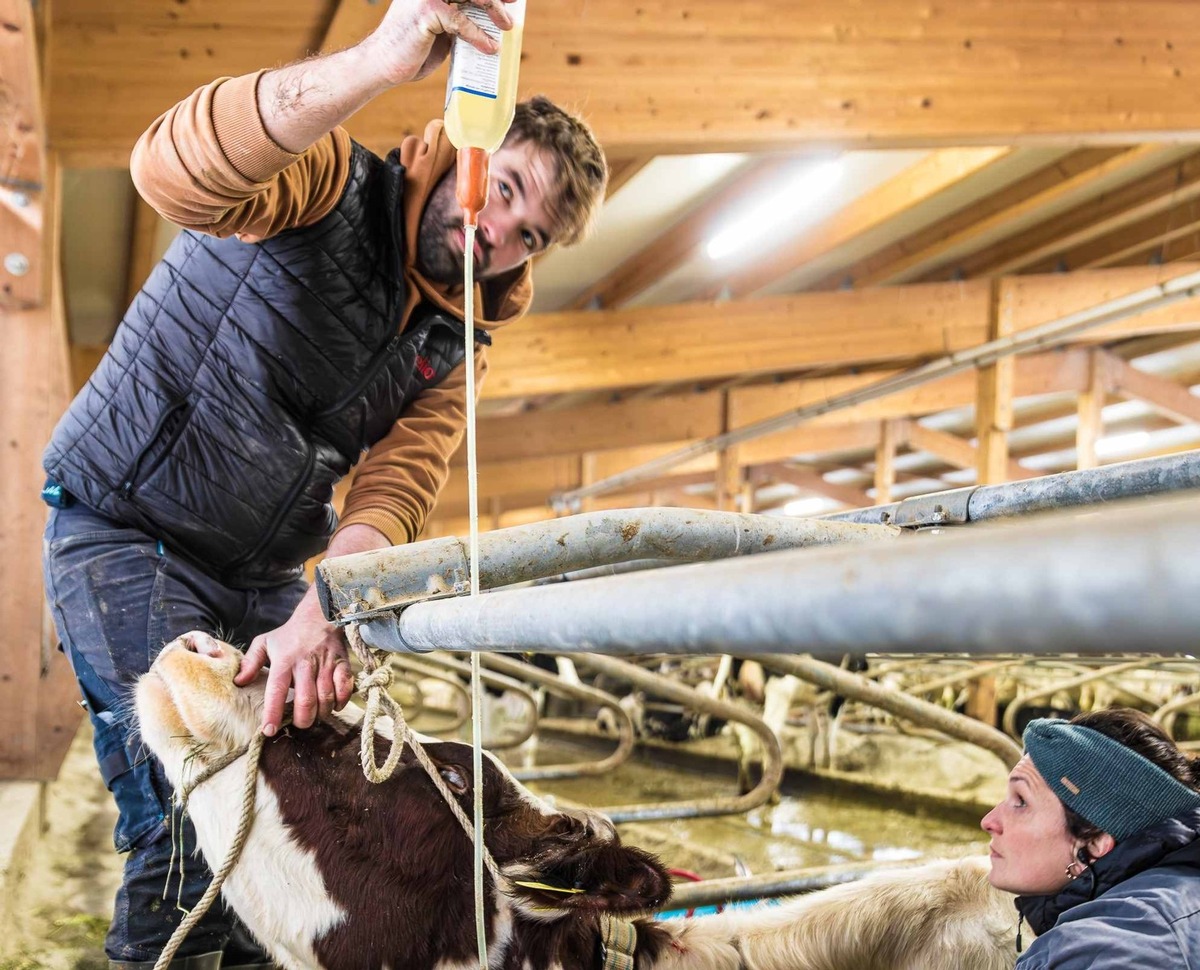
top-left (136, 632), bottom-right (1018, 970)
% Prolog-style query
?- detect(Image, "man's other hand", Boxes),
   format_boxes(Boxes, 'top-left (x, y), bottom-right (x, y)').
top-left (235, 588), bottom-right (354, 734)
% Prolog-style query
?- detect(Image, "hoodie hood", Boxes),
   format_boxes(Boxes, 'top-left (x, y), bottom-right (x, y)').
top-left (397, 120), bottom-right (532, 333)
top-left (1015, 807), bottom-right (1200, 936)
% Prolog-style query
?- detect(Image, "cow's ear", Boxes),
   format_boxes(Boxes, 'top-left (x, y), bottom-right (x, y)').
top-left (439, 765), bottom-right (469, 795)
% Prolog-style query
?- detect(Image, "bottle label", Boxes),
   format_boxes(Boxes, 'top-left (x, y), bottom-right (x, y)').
top-left (447, 9), bottom-right (503, 100)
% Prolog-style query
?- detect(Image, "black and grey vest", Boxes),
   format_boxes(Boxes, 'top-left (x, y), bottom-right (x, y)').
top-left (44, 142), bottom-right (486, 587)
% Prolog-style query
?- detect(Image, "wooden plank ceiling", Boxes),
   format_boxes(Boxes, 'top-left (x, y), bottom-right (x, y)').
top-left (40, 0), bottom-right (1200, 541)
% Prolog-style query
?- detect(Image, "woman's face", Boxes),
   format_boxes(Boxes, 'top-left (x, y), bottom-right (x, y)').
top-left (981, 754), bottom-right (1077, 895)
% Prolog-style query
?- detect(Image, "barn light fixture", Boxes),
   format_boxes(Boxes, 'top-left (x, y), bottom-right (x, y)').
top-left (706, 159), bottom-right (843, 261)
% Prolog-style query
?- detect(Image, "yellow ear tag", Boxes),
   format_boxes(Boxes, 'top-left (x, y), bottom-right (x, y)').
top-left (511, 880), bottom-right (586, 894)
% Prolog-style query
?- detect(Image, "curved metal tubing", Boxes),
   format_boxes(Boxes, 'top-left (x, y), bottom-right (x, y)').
top-left (748, 654), bottom-right (1022, 769)
top-left (317, 507), bottom-right (897, 623)
top-left (1000, 658), bottom-right (1184, 739)
top-left (392, 654), bottom-right (539, 749)
top-left (389, 659), bottom-right (471, 732)
top-left (477, 653), bottom-right (636, 782)
top-left (571, 654), bottom-right (784, 823)
top-left (1152, 692), bottom-right (1200, 739)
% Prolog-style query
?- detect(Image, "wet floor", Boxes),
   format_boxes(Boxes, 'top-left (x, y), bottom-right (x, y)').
top-left (3, 723), bottom-right (986, 969)
top-left (505, 735), bottom-right (987, 879)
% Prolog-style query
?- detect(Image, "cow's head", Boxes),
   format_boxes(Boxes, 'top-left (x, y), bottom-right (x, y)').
top-left (136, 632), bottom-right (671, 970)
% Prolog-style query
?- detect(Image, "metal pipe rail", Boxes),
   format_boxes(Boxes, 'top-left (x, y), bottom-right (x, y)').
top-left (664, 859), bottom-right (932, 910)
top-left (475, 653), bottom-right (635, 782)
top-left (317, 508), bottom-right (897, 624)
top-left (569, 654), bottom-right (784, 823)
top-left (391, 654), bottom-right (539, 748)
top-left (1000, 658), bottom-right (1186, 739)
top-left (354, 496), bottom-right (1200, 659)
top-left (826, 451), bottom-right (1200, 528)
top-left (747, 655), bottom-right (1021, 768)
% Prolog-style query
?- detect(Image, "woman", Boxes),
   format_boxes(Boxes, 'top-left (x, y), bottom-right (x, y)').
top-left (982, 708), bottom-right (1200, 969)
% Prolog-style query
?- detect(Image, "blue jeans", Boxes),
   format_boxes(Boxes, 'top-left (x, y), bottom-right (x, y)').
top-left (43, 504), bottom-right (306, 963)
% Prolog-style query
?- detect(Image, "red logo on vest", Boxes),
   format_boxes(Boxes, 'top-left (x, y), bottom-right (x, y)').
top-left (414, 355), bottom-right (436, 381)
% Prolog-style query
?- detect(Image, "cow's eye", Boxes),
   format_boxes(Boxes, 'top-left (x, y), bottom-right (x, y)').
top-left (439, 766), bottom-right (469, 794)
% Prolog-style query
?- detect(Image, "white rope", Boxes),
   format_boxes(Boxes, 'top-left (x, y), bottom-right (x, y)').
top-left (345, 624), bottom-right (505, 888)
top-left (153, 731), bottom-right (265, 970)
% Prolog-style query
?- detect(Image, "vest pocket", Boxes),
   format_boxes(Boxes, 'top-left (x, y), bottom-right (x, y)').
top-left (119, 399), bottom-right (193, 500)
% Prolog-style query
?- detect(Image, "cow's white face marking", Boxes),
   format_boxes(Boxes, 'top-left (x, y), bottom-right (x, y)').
top-left (136, 632), bottom-right (347, 970)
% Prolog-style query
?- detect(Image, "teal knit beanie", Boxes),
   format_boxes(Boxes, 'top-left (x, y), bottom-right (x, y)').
top-left (1023, 718), bottom-right (1200, 842)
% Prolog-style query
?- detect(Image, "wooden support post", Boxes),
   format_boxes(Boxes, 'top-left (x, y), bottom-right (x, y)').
top-left (975, 280), bottom-right (1017, 485)
top-left (966, 676), bottom-right (999, 728)
top-left (715, 391), bottom-right (743, 511)
top-left (0, 153), bottom-right (82, 780)
top-left (1076, 349), bottom-right (1108, 470)
top-left (874, 420), bottom-right (898, 505)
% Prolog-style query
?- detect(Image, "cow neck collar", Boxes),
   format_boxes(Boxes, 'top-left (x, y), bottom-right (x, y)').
top-left (599, 915), bottom-right (638, 970)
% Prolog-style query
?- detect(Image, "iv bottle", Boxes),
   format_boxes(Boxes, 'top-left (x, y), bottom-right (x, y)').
top-left (444, 0), bottom-right (527, 154)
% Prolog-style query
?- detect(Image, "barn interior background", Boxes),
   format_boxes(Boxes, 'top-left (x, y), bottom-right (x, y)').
top-left (4, 0), bottom-right (1200, 964)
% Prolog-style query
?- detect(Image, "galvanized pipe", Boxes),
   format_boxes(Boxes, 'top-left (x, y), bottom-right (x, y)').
top-left (317, 508), bottom-right (897, 624)
top-left (477, 653), bottom-right (636, 782)
top-left (827, 451), bottom-right (1200, 527)
top-left (664, 859), bottom-right (932, 910)
top-left (356, 496), bottom-right (1200, 659)
top-left (747, 655), bottom-right (1021, 768)
top-left (569, 654), bottom-right (784, 823)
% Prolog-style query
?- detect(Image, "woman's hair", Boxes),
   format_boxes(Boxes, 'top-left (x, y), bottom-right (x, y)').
top-left (505, 96), bottom-right (608, 248)
top-left (1064, 708), bottom-right (1200, 842)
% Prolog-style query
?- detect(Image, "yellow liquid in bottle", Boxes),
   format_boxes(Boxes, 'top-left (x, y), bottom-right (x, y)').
top-left (444, 20), bottom-right (524, 153)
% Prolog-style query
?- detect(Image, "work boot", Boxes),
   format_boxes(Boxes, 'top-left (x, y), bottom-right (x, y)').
top-left (109, 952), bottom-right (223, 970)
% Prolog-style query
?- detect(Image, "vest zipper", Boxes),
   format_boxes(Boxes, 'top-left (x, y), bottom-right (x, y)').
top-left (314, 332), bottom-right (405, 421)
top-left (118, 399), bottom-right (191, 500)
top-left (222, 437), bottom-right (317, 575)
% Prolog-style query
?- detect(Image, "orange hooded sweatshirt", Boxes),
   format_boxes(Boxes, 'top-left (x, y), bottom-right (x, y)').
top-left (129, 70), bottom-right (532, 548)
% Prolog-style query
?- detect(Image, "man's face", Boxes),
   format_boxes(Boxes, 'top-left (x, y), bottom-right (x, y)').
top-left (416, 139), bottom-right (558, 285)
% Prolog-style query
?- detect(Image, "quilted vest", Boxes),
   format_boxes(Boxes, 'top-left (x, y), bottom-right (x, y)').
top-left (44, 142), bottom-right (486, 587)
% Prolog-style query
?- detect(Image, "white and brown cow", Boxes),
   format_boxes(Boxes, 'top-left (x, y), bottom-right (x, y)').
top-left (137, 632), bottom-right (1018, 970)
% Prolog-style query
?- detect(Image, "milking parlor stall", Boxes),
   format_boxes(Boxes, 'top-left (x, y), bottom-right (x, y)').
top-left (6, 0), bottom-right (1200, 967)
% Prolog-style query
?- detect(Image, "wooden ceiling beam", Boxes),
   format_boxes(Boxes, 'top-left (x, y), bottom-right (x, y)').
top-left (460, 349), bottom-right (1091, 466)
top-left (856, 146), bottom-right (1176, 287)
top-left (1101, 350), bottom-right (1200, 426)
top-left (940, 152), bottom-right (1200, 280)
top-left (566, 155), bottom-right (801, 311)
top-left (747, 462), bottom-right (872, 508)
top-left (48, 2), bottom-right (1200, 161)
top-left (486, 265), bottom-right (1200, 400)
top-left (705, 147), bottom-right (1012, 301)
top-left (1021, 203), bottom-right (1200, 275)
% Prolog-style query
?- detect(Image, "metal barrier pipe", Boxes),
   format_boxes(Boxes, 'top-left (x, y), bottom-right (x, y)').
top-left (748, 655), bottom-right (1021, 768)
top-left (1000, 658), bottom-right (1184, 739)
top-left (827, 451), bottom-right (1200, 527)
top-left (571, 654), bottom-right (784, 823)
top-left (1153, 694), bottom-right (1200, 739)
top-left (663, 859), bottom-right (932, 910)
top-left (392, 654), bottom-right (539, 748)
top-left (476, 653), bottom-right (636, 782)
top-left (355, 497), bottom-right (1200, 658)
top-left (317, 508), bottom-right (897, 623)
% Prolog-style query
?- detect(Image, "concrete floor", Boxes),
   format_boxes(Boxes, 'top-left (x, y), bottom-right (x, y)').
top-left (0, 722), bottom-right (120, 970)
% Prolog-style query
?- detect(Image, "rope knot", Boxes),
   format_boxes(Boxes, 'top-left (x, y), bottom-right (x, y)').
top-left (356, 666), bottom-right (393, 692)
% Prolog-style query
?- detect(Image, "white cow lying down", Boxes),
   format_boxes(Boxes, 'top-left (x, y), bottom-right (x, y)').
top-left (136, 632), bottom-right (1019, 970)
